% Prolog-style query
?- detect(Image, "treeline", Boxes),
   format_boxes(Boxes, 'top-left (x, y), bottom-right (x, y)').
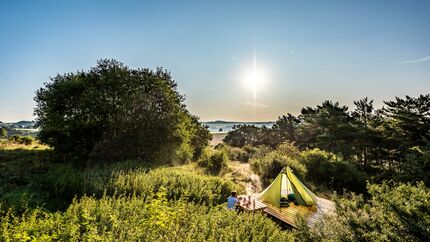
top-left (224, 95), bottom-right (430, 186)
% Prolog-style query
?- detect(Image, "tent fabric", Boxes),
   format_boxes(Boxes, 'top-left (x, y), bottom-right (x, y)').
top-left (286, 167), bottom-right (317, 206)
top-left (259, 170), bottom-right (282, 207)
top-left (258, 167), bottom-right (317, 207)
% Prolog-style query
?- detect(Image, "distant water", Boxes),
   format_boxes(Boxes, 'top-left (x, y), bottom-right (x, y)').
top-left (203, 121), bottom-right (274, 133)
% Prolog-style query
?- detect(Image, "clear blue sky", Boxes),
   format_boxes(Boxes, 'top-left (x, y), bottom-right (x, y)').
top-left (1, 0), bottom-right (429, 122)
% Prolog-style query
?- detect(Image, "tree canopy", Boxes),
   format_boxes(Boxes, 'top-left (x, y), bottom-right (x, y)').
top-left (224, 94), bottom-right (430, 186)
top-left (34, 59), bottom-right (211, 165)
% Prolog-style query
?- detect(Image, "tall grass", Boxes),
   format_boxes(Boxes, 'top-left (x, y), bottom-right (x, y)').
top-left (1, 190), bottom-right (293, 241)
top-left (110, 167), bottom-right (243, 205)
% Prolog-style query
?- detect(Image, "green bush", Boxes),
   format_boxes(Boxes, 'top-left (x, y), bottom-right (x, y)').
top-left (19, 136), bottom-right (34, 145)
top-left (227, 146), bottom-right (249, 162)
top-left (296, 182), bottom-right (430, 241)
top-left (0, 128), bottom-right (7, 138)
top-left (198, 149), bottom-right (228, 175)
top-left (397, 146), bottom-right (430, 186)
top-left (8, 135), bottom-right (20, 143)
top-left (7, 135), bottom-right (34, 145)
top-left (0, 191), bottom-right (293, 241)
top-left (218, 144), bottom-right (264, 163)
top-left (250, 143), bottom-right (307, 187)
top-left (299, 149), bottom-right (367, 193)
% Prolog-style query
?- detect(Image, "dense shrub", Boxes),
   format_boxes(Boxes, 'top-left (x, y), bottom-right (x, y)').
top-left (0, 191), bottom-right (293, 241)
top-left (250, 143), bottom-right (307, 187)
top-left (110, 167), bottom-right (242, 205)
top-left (8, 135), bottom-right (34, 145)
top-left (227, 146), bottom-right (249, 162)
top-left (0, 128), bottom-right (7, 138)
top-left (296, 182), bottom-right (430, 241)
top-left (218, 144), bottom-right (267, 163)
top-left (299, 149), bottom-right (367, 193)
top-left (198, 149), bottom-right (229, 175)
top-left (397, 146), bottom-right (430, 186)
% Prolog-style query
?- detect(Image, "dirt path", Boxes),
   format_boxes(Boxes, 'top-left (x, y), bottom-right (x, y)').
top-left (210, 132), bottom-right (227, 146)
top-left (227, 161), bottom-right (262, 195)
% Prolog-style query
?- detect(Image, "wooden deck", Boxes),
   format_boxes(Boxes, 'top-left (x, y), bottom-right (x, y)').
top-left (236, 195), bottom-right (267, 212)
top-left (261, 197), bottom-right (335, 228)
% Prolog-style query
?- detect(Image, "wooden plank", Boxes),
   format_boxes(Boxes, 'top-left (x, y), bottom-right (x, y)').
top-left (237, 195), bottom-right (267, 212)
top-left (260, 196), bottom-right (335, 229)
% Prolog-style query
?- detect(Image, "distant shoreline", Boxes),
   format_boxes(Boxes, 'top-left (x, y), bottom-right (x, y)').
top-left (203, 121), bottom-right (274, 133)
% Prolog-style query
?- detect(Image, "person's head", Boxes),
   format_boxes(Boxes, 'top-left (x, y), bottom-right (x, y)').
top-left (231, 191), bottom-right (237, 197)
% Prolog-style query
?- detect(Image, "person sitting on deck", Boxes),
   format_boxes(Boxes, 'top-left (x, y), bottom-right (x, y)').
top-left (227, 191), bottom-right (239, 210)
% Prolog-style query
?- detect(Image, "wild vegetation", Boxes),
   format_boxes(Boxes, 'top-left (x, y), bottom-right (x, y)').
top-left (224, 95), bottom-right (430, 190)
top-left (34, 59), bottom-right (211, 165)
top-left (1, 60), bottom-right (429, 241)
top-left (296, 182), bottom-right (430, 241)
top-left (219, 95), bottom-right (430, 240)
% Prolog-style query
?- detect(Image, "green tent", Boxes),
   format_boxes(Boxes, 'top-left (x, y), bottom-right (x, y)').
top-left (258, 167), bottom-right (317, 207)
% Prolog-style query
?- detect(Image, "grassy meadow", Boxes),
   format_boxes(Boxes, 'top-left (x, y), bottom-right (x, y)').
top-left (0, 139), bottom-right (294, 241)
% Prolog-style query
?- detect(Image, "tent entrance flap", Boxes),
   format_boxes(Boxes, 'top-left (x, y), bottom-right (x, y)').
top-left (259, 170), bottom-right (282, 207)
top-left (259, 167), bottom-right (317, 207)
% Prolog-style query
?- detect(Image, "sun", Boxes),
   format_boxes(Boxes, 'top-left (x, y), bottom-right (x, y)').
top-left (241, 54), bottom-right (268, 100)
top-left (244, 67), bottom-right (265, 93)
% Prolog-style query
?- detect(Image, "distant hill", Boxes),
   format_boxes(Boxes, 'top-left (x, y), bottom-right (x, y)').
top-left (0, 120), bottom-right (36, 129)
top-left (203, 120), bottom-right (274, 133)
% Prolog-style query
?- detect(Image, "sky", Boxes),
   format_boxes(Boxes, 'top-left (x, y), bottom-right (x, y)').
top-left (1, 0), bottom-right (430, 122)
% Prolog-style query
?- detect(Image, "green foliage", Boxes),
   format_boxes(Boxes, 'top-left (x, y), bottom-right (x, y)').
top-left (299, 149), bottom-right (367, 193)
top-left (34, 59), bottom-right (210, 165)
top-left (20, 136), bottom-right (34, 145)
top-left (298, 101), bottom-right (357, 159)
top-left (296, 182), bottom-right (430, 241)
top-left (7, 135), bottom-right (34, 145)
top-left (382, 94), bottom-right (430, 149)
top-left (250, 143), bottom-right (306, 187)
top-left (198, 149), bottom-right (229, 175)
top-left (225, 94), bottom-right (430, 186)
top-left (223, 124), bottom-right (277, 148)
top-left (397, 146), bottom-right (430, 186)
top-left (0, 192), bottom-right (293, 241)
top-left (0, 141), bottom-right (242, 212)
top-left (0, 128), bottom-right (7, 138)
top-left (110, 167), bottom-right (243, 205)
top-left (219, 144), bottom-right (262, 163)
top-left (226, 146), bottom-right (249, 162)
top-left (272, 113), bottom-right (301, 144)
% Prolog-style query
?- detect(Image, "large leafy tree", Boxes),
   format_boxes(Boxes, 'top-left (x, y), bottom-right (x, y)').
top-left (34, 59), bottom-right (211, 164)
